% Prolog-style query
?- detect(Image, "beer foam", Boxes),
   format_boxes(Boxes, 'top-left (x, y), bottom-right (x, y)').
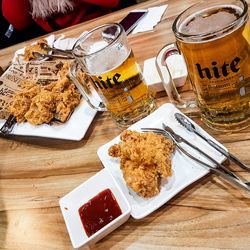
top-left (86, 44), bottom-right (129, 75)
top-left (179, 4), bottom-right (242, 35)
top-left (88, 41), bottom-right (109, 54)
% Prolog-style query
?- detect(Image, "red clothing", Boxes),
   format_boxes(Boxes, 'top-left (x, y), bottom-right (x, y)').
top-left (2, 0), bottom-right (119, 32)
top-left (2, 0), bottom-right (33, 30)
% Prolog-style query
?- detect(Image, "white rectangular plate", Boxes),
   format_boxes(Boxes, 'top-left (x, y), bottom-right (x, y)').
top-left (97, 103), bottom-right (226, 219)
top-left (0, 100), bottom-right (97, 141)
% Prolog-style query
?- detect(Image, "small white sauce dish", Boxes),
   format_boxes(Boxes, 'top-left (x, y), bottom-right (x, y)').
top-left (59, 168), bottom-right (131, 248)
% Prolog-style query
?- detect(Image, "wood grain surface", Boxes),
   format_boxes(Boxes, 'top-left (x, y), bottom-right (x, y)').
top-left (1, 0), bottom-right (250, 249)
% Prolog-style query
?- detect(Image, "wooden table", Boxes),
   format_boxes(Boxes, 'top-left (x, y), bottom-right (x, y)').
top-left (1, 0), bottom-right (250, 249)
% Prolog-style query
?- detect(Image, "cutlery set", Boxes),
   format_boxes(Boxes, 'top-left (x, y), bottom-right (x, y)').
top-left (142, 112), bottom-right (250, 193)
top-left (175, 113), bottom-right (250, 172)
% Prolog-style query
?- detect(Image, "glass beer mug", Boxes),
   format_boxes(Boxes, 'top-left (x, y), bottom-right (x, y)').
top-left (157, 0), bottom-right (250, 131)
top-left (69, 23), bottom-right (156, 128)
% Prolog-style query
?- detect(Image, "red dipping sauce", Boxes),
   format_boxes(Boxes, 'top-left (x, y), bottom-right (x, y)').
top-left (78, 188), bottom-right (122, 237)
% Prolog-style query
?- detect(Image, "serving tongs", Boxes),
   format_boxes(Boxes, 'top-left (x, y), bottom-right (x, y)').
top-left (32, 52), bottom-right (75, 60)
top-left (32, 42), bottom-right (75, 60)
top-left (40, 42), bottom-right (74, 56)
top-left (175, 112), bottom-right (250, 172)
top-left (141, 125), bottom-right (250, 193)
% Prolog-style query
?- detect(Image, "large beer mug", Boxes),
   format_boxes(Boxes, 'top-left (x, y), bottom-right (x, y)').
top-left (69, 23), bottom-right (156, 128)
top-left (157, 0), bottom-right (250, 131)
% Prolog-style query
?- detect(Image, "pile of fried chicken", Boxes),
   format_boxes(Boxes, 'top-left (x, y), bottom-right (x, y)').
top-left (9, 62), bottom-right (81, 125)
top-left (108, 130), bottom-right (175, 198)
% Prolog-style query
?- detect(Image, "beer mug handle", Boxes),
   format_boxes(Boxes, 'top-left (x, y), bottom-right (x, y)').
top-left (69, 61), bottom-right (107, 112)
top-left (156, 43), bottom-right (193, 109)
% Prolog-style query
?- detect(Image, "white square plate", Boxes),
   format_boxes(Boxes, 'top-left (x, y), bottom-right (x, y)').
top-left (59, 169), bottom-right (131, 248)
top-left (0, 99), bottom-right (97, 141)
top-left (97, 103), bottom-right (226, 219)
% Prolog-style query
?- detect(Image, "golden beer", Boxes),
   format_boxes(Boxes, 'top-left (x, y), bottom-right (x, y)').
top-left (174, 1), bottom-right (250, 131)
top-left (71, 23), bottom-right (156, 128)
top-left (89, 50), bottom-right (155, 127)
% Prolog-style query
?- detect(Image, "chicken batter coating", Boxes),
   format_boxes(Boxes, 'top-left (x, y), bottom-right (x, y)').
top-left (109, 130), bottom-right (175, 198)
top-left (23, 39), bottom-right (48, 61)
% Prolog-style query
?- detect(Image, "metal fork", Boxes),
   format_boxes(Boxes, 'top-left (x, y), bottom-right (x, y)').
top-left (141, 126), bottom-right (250, 192)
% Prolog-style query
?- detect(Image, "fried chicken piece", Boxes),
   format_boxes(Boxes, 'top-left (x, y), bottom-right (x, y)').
top-left (58, 61), bottom-right (71, 78)
top-left (23, 39), bottom-right (48, 61)
top-left (54, 77), bottom-right (81, 122)
top-left (108, 130), bottom-right (175, 198)
top-left (52, 75), bottom-right (71, 93)
top-left (8, 80), bottom-right (40, 123)
top-left (25, 89), bottom-right (55, 125)
top-left (9, 93), bottom-right (32, 123)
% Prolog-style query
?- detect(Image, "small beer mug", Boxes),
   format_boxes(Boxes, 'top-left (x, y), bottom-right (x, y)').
top-left (69, 23), bottom-right (156, 128)
top-left (157, 0), bottom-right (250, 132)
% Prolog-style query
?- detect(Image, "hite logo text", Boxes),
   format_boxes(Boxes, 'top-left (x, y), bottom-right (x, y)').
top-left (92, 73), bottom-right (122, 89)
top-left (196, 57), bottom-right (240, 79)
